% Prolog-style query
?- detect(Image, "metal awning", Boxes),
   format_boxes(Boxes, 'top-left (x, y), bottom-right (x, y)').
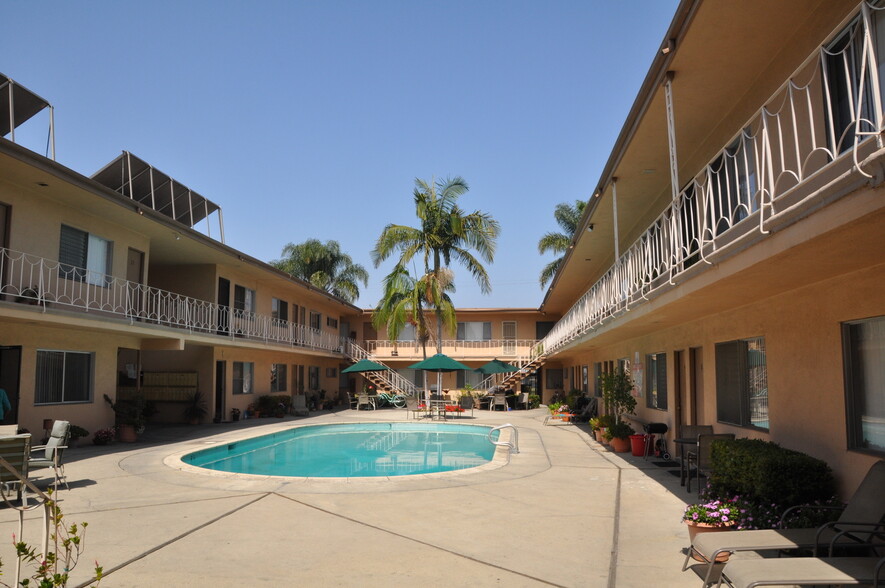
top-left (91, 151), bottom-right (225, 241)
top-left (0, 73), bottom-right (55, 159)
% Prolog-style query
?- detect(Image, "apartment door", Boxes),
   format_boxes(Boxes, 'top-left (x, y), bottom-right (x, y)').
top-left (126, 248), bottom-right (145, 316)
top-left (215, 361), bottom-right (226, 422)
top-left (0, 203), bottom-right (9, 300)
top-left (502, 321), bottom-right (517, 356)
top-left (689, 347), bottom-right (703, 426)
top-left (0, 346), bottom-right (22, 425)
top-left (217, 278), bottom-right (230, 335)
top-left (674, 349), bottom-right (685, 430)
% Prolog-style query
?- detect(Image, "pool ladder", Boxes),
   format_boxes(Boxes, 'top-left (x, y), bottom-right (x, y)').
top-left (488, 423), bottom-right (519, 454)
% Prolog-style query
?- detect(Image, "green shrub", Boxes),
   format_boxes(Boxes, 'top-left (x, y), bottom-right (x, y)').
top-left (710, 438), bottom-right (836, 507)
top-left (257, 394), bottom-right (291, 414)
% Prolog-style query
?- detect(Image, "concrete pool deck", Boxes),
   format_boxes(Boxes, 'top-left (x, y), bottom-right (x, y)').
top-left (0, 408), bottom-right (699, 587)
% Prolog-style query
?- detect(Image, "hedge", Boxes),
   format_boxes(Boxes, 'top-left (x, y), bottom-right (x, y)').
top-left (710, 438), bottom-right (835, 506)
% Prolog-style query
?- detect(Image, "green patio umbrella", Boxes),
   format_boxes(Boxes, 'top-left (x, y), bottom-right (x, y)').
top-left (408, 354), bottom-right (472, 404)
top-left (341, 358), bottom-right (390, 373)
top-left (474, 358), bottom-right (520, 374)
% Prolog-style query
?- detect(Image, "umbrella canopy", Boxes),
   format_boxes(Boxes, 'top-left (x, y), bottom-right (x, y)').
top-left (474, 358), bottom-right (520, 374)
top-left (341, 358), bottom-right (390, 373)
top-left (408, 353), bottom-right (472, 372)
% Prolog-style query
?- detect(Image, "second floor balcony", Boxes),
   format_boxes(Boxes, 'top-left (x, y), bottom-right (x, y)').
top-left (364, 338), bottom-right (539, 362)
top-left (0, 246), bottom-right (348, 355)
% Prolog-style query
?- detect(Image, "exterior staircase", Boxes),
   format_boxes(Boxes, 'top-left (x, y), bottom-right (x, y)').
top-left (499, 344), bottom-right (547, 391)
top-left (343, 341), bottom-right (417, 396)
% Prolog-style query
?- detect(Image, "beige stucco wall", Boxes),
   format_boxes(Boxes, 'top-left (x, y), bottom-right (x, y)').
top-left (559, 262), bottom-right (884, 497)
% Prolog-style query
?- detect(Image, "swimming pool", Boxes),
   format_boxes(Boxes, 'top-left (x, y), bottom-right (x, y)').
top-left (182, 422), bottom-right (500, 478)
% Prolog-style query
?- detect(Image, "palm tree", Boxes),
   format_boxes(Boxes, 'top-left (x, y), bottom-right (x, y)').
top-left (537, 200), bottom-right (587, 288)
top-left (372, 177), bottom-right (500, 352)
top-left (372, 265), bottom-right (456, 361)
top-left (272, 239), bottom-right (369, 304)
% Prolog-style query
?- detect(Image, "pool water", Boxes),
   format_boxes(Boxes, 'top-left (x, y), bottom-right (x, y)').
top-left (183, 422), bottom-right (500, 478)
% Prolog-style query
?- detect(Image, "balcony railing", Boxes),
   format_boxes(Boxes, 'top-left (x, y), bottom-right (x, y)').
top-left (364, 339), bottom-right (538, 359)
top-left (542, 0), bottom-right (885, 355)
top-left (0, 247), bottom-right (348, 354)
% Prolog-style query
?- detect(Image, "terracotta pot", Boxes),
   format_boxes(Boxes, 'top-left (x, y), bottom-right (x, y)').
top-left (610, 436), bottom-right (631, 452)
top-left (117, 424), bottom-right (137, 443)
top-left (594, 429), bottom-right (604, 443)
top-left (685, 521), bottom-right (734, 562)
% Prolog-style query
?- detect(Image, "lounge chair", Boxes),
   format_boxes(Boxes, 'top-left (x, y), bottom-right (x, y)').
top-left (29, 420), bottom-right (69, 491)
top-left (570, 397), bottom-right (598, 423)
top-left (685, 459), bottom-right (885, 587)
top-left (686, 433), bottom-right (735, 494)
top-left (716, 555), bottom-right (885, 587)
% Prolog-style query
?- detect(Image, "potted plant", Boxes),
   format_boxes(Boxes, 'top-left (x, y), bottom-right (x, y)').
top-left (183, 391), bottom-right (208, 425)
top-left (602, 420), bottom-right (635, 452)
top-left (230, 407), bottom-right (241, 422)
top-left (104, 393), bottom-right (146, 442)
top-left (682, 498), bottom-right (743, 562)
top-left (68, 425), bottom-right (89, 447)
top-left (596, 414), bottom-right (616, 443)
top-left (599, 369), bottom-right (637, 420)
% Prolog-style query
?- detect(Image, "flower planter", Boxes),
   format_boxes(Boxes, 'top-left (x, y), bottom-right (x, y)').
top-left (685, 521), bottom-right (734, 562)
top-left (117, 424), bottom-right (137, 443)
top-left (594, 430), bottom-right (604, 443)
top-left (610, 436), bottom-right (630, 453)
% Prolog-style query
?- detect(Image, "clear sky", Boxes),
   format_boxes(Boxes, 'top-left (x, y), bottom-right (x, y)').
top-left (3, 0), bottom-right (678, 309)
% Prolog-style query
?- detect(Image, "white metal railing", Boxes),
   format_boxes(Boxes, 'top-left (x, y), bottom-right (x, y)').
top-left (344, 340), bottom-right (418, 396)
top-left (489, 423), bottom-right (519, 454)
top-left (0, 247), bottom-right (349, 354)
top-left (542, 0), bottom-right (885, 355)
top-left (365, 338), bottom-right (536, 357)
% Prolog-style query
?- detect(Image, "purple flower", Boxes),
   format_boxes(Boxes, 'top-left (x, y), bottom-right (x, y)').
top-left (692, 512), bottom-right (699, 520)
top-left (721, 508), bottom-right (730, 515)
top-left (721, 515), bottom-right (728, 522)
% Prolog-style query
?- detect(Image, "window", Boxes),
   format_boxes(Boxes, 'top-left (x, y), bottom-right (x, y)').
top-left (715, 337), bottom-right (768, 429)
top-left (646, 352), bottom-right (668, 410)
top-left (233, 362), bottom-right (254, 394)
top-left (844, 316), bottom-right (885, 454)
top-left (271, 299), bottom-right (288, 322)
top-left (325, 367), bottom-right (337, 378)
top-left (233, 285), bottom-right (255, 312)
top-left (35, 350), bottom-right (92, 404)
top-left (545, 368), bottom-right (563, 391)
top-left (456, 369), bottom-right (484, 388)
top-left (308, 366), bottom-right (320, 391)
top-left (398, 324), bottom-right (417, 341)
top-left (271, 363), bottom-right (287, 392)
top-left (59, 225), bottom-right (112, 286)
top-left (326, 317), bottom-right (338, 329)
top-left (309, 311), bottom-right (321, 330)
top-left (456, 322), bottom-right (491, 341)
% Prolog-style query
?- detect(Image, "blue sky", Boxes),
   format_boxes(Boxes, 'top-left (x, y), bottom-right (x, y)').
top-left (3, 1), bottom-right (678, 309)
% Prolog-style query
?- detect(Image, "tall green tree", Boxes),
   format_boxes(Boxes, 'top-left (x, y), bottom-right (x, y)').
top-left (272, 239), bottom-right (369, 304)
top-left (537, 200), bottom-right (587, 288)
top-left (371, 177), bottom-right (500, 352)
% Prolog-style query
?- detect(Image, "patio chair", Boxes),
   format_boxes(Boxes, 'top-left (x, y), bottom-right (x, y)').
top-left (0, 425), bottom-right (19, 436)
top-left (29, 420), bottom-right (69, 491)
top-left (686, 433), bottom-right (735, 494)
top-left (458, 395), bottom-right (474, 417)
top-left (490, 392), bottom-right (507, 411)
top-left (291, 395), bottom-right (309, 416)
top-left (685, 459), bottom-right (885, 587)
top-left (405, 396), bottom-right (425, 420)
top-left (0, 434), bottom-right (31, 506)
top-left (356, 393), bottom-right (375, 410)
top-left (570, 398), bottom-right (598, 423)
top-left (515, 392), bottom-right (530, 410)
top-left (716, 555), bottom-right (885, 587)
top-left (678, 425), bottom-right (714, 486)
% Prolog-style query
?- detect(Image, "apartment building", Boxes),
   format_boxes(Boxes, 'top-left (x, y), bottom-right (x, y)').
top-left (534, 0), bottom-right (885, 493)
top-left (1, 0), bottom-right (883, 495)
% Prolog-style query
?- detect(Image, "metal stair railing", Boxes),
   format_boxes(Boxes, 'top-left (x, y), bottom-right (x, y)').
top-left (344, 341), bottom-right (417, 396)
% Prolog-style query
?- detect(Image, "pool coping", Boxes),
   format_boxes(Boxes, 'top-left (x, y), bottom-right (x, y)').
top-left (162, 420), bottom-right (516, 486)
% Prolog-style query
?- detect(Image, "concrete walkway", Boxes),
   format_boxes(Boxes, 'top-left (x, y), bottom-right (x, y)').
top-left (0, 408), bottom-right (700, 587)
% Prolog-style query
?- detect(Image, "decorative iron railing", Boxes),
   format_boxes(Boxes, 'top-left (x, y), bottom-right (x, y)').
top-left (0, 247), bottom-right (349, 354)
top-left (542, 0), bottom-right (885, 354)
top-left (364, 338), bottom-right (537, 358)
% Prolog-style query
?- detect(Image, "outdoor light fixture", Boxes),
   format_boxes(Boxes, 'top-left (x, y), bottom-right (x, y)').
top-left (587, 224), bottom-right (594, 232)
